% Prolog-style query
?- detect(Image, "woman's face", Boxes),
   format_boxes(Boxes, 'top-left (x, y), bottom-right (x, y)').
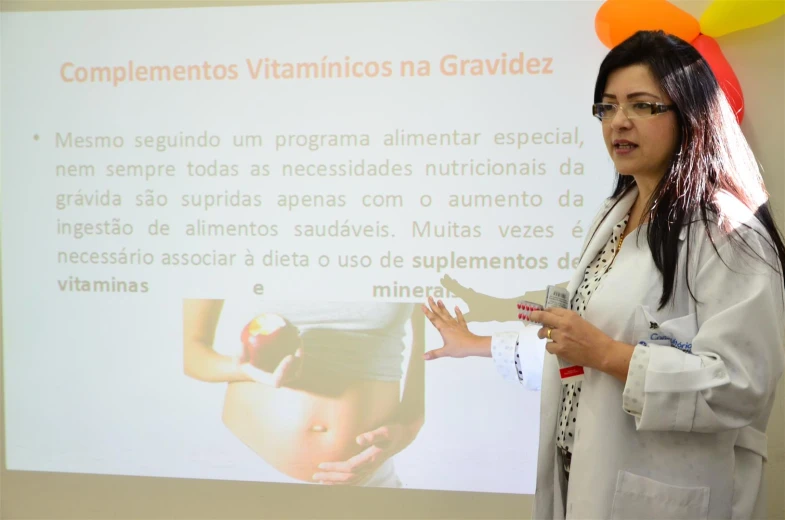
top-left (601, 64), bottom-right (679, 186)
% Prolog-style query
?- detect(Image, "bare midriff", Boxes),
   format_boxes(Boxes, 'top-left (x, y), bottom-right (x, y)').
top-left (221, 370), bottom-right (401, 483)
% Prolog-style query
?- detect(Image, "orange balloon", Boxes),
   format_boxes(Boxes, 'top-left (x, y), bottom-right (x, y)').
top-left (595, 0), bottom-right (701, 49)
top-left (691, 34), bottom-right (744, 124)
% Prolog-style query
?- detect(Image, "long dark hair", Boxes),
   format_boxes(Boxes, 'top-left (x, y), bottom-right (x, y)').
top-left (593, 30), bottom-right (785, 310)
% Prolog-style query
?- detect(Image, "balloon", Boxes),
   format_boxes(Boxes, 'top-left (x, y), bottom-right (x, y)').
top-left (691, 34), bottom-right (745, 123)
top-left (700, 0), bottom-right (785, 38)
top-left (595, 0), bottom-right (701, 49)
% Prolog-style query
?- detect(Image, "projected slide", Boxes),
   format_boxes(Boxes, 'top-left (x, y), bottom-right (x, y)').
top-left (1, 1), bottom-right (610, 494)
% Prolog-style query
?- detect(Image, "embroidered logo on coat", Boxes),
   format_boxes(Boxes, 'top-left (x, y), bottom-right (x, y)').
top-left (649, 332), bottom-right (692, 353)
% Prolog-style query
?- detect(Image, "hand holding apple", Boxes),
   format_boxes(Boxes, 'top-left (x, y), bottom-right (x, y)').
top-left (240, 313), bottom-right (302, 373)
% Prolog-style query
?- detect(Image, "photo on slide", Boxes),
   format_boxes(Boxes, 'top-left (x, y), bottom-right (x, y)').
top-left (182, 298), bottom-right (425, 489)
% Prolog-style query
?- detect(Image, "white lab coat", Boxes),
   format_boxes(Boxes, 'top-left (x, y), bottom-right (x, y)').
top-left (520, 186), bottom-right (785, 519)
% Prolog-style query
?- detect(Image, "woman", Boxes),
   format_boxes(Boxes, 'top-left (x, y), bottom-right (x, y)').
top-left (422, 30), bottom-right (785, 519)
top-left (183, 299), bottom-right (425, 487)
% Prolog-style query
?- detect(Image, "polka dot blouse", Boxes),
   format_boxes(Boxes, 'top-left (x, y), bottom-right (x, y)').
top-left (556, 214), bottom-right (629, 457)
top-left (491, 212), bottom-right (632, 473)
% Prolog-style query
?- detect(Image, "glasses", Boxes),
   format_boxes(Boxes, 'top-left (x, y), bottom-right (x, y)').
top-left (592, 102), bottom-right (676, 121)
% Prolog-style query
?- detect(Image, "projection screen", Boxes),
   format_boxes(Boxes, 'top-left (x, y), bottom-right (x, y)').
top-left (1, 1), bottom-right (615, 517)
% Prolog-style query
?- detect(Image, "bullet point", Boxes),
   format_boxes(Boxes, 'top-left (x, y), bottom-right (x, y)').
top-left (33, 134), bottom-right (39, 141)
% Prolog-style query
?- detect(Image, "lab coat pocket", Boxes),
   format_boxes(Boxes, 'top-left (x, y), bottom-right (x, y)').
top-left (633, 306), bottom-right (697, 354)
top-left (610, 471), bottom-right (710, 520)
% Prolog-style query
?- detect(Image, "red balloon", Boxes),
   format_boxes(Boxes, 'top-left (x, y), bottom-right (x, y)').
top-left (691, 34), bottom-right (744, 124)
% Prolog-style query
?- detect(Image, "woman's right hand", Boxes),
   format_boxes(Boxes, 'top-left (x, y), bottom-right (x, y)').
top-left (422, 296), bottom-right (490, 360)
top-left (237, 347), bottom-right (304, 388)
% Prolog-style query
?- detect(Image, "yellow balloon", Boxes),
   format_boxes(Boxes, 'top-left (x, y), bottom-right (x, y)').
top-left (700, 0), bottom-right (785, 38)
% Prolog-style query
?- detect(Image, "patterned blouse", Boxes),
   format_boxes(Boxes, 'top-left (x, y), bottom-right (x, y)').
top-left (491, 212), bottom-right (649, 477)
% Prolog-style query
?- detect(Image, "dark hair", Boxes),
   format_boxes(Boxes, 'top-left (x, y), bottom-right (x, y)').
top-left (593, 30), bottom-right (785, 310)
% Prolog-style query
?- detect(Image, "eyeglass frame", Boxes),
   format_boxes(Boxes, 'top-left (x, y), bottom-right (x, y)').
top-left (592, 101), bottom-right (676, 121)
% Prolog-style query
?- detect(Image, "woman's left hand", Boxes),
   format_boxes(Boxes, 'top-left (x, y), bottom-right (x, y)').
top-left (312, 420), bottom-right (422, 485)
top-left (530, 307), bottom-right (616, 370)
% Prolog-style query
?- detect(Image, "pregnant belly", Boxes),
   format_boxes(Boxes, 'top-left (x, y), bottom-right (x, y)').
top-left (221, 378), bottom-right (401, 483)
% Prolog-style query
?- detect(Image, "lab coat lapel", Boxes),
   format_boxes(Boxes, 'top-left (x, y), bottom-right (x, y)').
top-left (536, 187), bottom-right (638, 519)
top-left (568, 187), bottom-right (639, 300)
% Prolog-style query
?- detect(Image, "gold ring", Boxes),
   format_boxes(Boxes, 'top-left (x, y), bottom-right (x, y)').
top-left (547, 328), bottom-right (553, 340)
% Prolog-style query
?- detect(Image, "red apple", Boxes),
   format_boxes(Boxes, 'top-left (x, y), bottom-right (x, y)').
top-left (240, 313), bottom-right (301, 372)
